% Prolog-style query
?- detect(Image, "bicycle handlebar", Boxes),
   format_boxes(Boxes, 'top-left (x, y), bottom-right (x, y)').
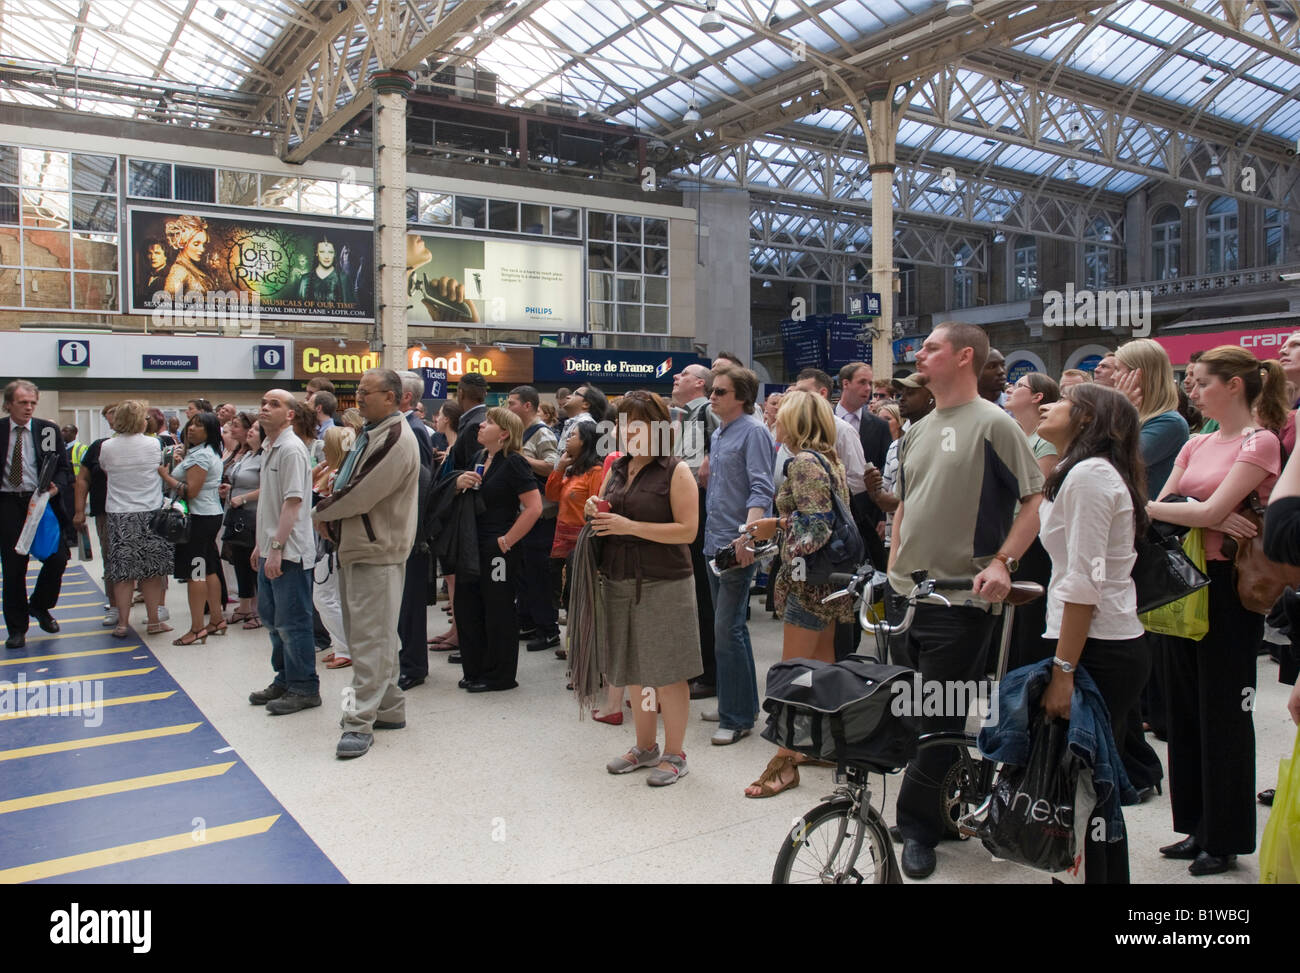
top-left (821, 569), bottom-right (976, 637)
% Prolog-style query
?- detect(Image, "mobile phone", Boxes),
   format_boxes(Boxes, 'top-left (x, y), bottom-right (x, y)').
top-left (595, 498), bottom-right (611, 513)
top-left (473, 462), bottom-right (485, 489)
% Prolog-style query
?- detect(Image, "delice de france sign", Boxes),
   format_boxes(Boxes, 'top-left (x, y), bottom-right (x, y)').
top-left (532, 348), bottom-right (705, 385)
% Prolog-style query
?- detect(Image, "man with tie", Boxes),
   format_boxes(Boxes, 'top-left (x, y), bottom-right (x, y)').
top-left (1, 380), bottom-right (73, 649)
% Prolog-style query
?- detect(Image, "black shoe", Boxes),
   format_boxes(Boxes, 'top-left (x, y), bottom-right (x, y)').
top-left (688, 679), bottom-right (716, 700)
top-left (1259, 788), bottom-right (1276, 806)
top-left (398, 674), bottom-right (425, 691)
top-left (518, 628), bottom-right (538, 642)
top-left (466, 679), bottom-right (517, 693)
top-left (447, 651), bottom-right (462, 664)
top-left (265, 691), bottom-right (323, 715)
top-left (1135, 782), bottom-right (1163, 802)
top-left (1188, 851), bottom-right (1237, 876)
top-left (526, 633), bottom-right (561, 652)
top-left (457, 678), bottom-right (472, 689)
top-left (249, 682), bottom-right (287, 705)
top-left (31, 610), bottom-right (59, 633)
top-left (900, 839), bottom-right (936, 879)
top-left (373, 719), bottom-right (406, 730)
top-left (889, 825), bottom-right (902, 843)
top-left (1158, 836), bottom-right (1201, 860)
top-left (5, 633), bottom-right (25, 650)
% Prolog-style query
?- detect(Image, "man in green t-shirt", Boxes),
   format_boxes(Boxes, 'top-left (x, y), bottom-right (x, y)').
top-left (888, 322), bottom-right (1045, 880)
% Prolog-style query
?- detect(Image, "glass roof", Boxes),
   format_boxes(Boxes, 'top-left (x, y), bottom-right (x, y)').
top-left (1, 0), bottom-right (1296, 228)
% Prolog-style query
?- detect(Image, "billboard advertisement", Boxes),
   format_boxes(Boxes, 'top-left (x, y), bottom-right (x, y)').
top-left (406, 232), bottom-right (582, 332)
top-left (1153, 325), bottom-right (1299, 365)
top-left (129, 206), bottom-right (374, 321)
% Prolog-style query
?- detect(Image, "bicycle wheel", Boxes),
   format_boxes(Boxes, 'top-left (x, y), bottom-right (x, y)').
top-left (772, 800), bottom-right (900, 884)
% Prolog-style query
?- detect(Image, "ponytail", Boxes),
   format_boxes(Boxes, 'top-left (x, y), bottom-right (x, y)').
top-left (1257, 360), bottom-right (1290, 433)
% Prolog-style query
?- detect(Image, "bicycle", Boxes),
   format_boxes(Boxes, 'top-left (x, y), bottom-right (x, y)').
top-left (770, 567), bottom-right (1043, 884)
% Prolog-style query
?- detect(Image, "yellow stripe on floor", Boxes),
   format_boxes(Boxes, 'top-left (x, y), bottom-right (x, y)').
top-left (6, 667), bottom-right (156, 689)
top-left (21, 629), bottom-right (149, 643)
top-left (0, 646), bottom-right (139, 667)
top-left (0, 814), bottom-right (280, 883)
top-left (0, 722), bottom-right (201, 761)
top-left (45, 602), bottom-right (105, 609)
top-left (0, 616), bottom-right (108, 631)
top-left (0, 690), bottom-right (174, 721)
top-left (0, 762), bottom-right (235, 814)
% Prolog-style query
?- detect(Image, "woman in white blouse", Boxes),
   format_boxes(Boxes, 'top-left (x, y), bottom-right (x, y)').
top-left (1034, 382), bottom-right (1150, 885)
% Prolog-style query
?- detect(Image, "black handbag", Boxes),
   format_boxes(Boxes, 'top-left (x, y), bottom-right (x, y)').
top-left (789, 451), bottom-right (867, 585)
top-left (1132, 521), bottom-right (1210, 614)
top-left (149, 486), bottom-right (191, 544)
top-left (222, 502), bottom-right (255, 545)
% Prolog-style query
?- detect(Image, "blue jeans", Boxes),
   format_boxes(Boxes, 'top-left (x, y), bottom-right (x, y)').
top-left (258, 558), bottom-right (319, 696)
top-left (707, 561), bottom-right (759, 731)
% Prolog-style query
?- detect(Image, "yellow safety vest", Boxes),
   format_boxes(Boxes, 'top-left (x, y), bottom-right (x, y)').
top-left (69, 440), bottom-right (88, 476)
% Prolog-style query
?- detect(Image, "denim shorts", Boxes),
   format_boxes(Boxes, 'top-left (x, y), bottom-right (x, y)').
top-left (783, 589), bottom-right (829, 632)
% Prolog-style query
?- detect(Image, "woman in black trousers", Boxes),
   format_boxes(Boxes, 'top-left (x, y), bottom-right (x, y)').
top-left (1146, 345), bottom-right (1288, 876)
top-left (454, 407), bottom-right (541, 692)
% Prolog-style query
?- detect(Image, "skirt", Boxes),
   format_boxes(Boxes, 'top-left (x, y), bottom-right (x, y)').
top-left (599, 573), bottom-right (702, 688)
top-left (174, 513), bottom-right (224, 582)
top-left (105, 511), bottom-right (175, 584)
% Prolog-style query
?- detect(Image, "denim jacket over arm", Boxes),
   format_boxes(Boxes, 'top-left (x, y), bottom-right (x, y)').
top-left (977, 658), bottom-right (1134, 840)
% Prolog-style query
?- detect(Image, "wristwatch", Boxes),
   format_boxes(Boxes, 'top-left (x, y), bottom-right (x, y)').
top-left (1052, 656), bottom-right (1076, 674)
top-left (993, 552), bottom-right (1019, 572)
top-left (270, 539), bottom-right (285, 551)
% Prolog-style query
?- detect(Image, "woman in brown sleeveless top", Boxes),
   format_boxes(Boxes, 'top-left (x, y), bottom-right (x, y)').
top-left (589, 391), bottom-right (701, 786)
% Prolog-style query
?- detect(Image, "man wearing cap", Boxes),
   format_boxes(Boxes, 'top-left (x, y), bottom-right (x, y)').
top-left (866, 374), bottom-right (935, 550)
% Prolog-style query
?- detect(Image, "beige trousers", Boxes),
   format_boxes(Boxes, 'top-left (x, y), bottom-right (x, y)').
top-left (338, 560), bottom-right (405, 732)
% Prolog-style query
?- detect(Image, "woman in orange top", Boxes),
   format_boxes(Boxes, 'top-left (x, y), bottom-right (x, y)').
top-left (547, 422), bottom-right (605, 673)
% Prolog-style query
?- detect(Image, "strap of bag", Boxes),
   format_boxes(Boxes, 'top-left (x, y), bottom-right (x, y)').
top-left (829, 713), bottom-right (850, 772)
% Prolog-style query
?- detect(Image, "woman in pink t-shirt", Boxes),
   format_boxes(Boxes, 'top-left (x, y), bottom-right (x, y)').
top-left (1145, 345), bottom-right (1289, 877)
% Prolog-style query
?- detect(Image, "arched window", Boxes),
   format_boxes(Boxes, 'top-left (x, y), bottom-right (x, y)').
top-left (1150, 204), bottom-right (1180, 280)
top-left (1265, 207), bottom-right (1287, 266)
top-left (1205, 195), bottom-right (1238, 273)
top-left (952, 244), bottom-right (975, 309)
top-left (1012, 235), bottom-right (1037, 300)
top-left (1083, 217), bottom-right (1112, 289)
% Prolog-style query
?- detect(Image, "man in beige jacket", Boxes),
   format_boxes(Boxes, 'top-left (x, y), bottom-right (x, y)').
top-left (313, 368), bottom-right (420, 759)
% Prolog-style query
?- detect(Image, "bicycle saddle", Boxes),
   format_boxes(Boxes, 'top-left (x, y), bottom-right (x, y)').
top-left (1005, 581), bottom-right (1045, 606)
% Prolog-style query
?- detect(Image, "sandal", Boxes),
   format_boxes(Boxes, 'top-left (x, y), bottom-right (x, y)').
top-left (326, 656), bottom-right (352, 669)
top-left (112, 625), bottom-right (131, 639)
top-left (242, 615), bottom-right (261, 629)
top-left (173, 628), bottom-right (208, 646)
top-left (228, 610), bottom-right (253, 624)
top-left (791, 754), bottom-right (837, 769)
top-left (147, 623), bottom-right (174, 636)
top-left (207, 620), bottom-right (229, 637)
top-left (745, 754), bottom-right (800, 799)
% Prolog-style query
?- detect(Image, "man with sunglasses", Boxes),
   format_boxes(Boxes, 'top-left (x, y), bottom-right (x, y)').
top-left (703, 365), bottom-right (773, 745)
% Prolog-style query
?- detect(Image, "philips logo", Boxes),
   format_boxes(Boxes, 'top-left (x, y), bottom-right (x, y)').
top-left (655, 358), bottom-right (672, 378)
top-left (525, 306), bottom-right (553, 315)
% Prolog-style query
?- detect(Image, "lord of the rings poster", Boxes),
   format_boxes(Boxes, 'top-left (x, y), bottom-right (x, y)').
top-left (128, 206), bottom-right (374, 321)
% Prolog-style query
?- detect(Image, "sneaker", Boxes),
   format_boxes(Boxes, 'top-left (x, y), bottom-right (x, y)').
top-left (606, 743), bottom-right (661, 774)
top-left (700, 709), bottom-right (720, 722)
top-left (710, 727), bottom-right (751, 746)
top-left (249, 682), bottom-right (287, 705)
top-left (102, 607), bottom-right (119, 627)
top-left (526, 632), bottom-right (561, 652)
top-left (647, 752), bottom-right (689, 787)
top-left (518, 627), bottom-right (538, 642)
top-left (336, 731), bottom-right (373, 759)
top-left (156, 606), bottom-right (170, 622)
top-left (265, 691), bottom-right (323, 715)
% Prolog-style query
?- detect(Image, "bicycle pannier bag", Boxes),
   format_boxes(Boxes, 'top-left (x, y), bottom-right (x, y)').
top-left (761, 655), bottom-right (918, 771)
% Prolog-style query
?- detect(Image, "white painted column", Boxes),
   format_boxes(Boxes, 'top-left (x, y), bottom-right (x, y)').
top-left (370, 70), bottom-right (413, 370)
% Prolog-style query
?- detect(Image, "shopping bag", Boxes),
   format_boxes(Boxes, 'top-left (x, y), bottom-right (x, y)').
top-left (29, 503), bottom-right (61, 561)
top-left (1260, 724), bottom-right (1300, 884)
top-left (14, 490), bottom-right (51, 556)
top-left (1140, 527), bottom-right (1210, 641)
top-left (975, 715), bottom-right (1080, 872)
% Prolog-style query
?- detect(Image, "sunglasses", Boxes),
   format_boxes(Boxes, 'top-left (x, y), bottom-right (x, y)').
top-left (708, 387), bottom-right (732, 398)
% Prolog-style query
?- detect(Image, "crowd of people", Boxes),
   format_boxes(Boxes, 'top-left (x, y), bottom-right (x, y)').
top-left (4, 323), bottom-right (1300, 882)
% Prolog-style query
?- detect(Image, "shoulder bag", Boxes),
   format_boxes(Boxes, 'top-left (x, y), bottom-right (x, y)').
top-left (1230, 491), bottom-right (1300, 615)
top-left (150, 485), bottom-right (191, 544)
top-left (789, 451), bottom-right (866, 584)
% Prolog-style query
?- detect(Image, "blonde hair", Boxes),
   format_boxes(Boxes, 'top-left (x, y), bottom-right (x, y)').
top-left (1197, 345), bottom-right (1290, 432)
top-left (878, 402), bottom-right (902, 432)
top-left (112, 399), bottom-right (149, 435)
top-left (1116, 338), bottom-right (1179, 423)
top-left (322, 425), bottom-right (356, 470)
top-left (340, 408), bottom-right (364, 432)
top-left (485, 406), bottom-right (523, 454)
top-left (775, 388), bottom-right (838, 459)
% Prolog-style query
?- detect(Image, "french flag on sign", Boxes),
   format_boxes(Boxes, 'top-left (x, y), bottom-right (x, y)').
top-left (655, 358), bottom-right (672, 378)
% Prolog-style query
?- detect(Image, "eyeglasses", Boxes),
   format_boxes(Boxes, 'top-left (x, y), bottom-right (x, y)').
top-left (871, 392), bottom-right (892, 400)
top-left (708, 387), bottom-right (731, 398)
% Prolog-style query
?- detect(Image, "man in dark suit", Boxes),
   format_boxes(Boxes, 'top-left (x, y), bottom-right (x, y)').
top-left (450, 374), bottom-right (487, 472)
top-left (395, 371), bottom-right (434, 689)
top-left (1, 380), bottom-right (73, 649)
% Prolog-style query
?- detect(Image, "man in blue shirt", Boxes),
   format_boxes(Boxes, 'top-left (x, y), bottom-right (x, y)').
top-left (704, 365), bottom-right (774, 745)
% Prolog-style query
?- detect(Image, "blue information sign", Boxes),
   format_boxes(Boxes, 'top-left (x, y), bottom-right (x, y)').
top-left (142, 354), bottom-right (198, 371)
top-left (253, 344), bottom-right (287, 371)
top-left (828, 315), bottom-right (873, 372)
top-left (847, 292), bottom-right (881, 317)
top-left (420, 367), bottom-right (449, 399)
top-left (57, 339), bottom-right (90, 368)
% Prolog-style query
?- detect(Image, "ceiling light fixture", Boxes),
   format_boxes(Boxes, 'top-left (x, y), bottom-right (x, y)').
top-left (993, 229), bottom-right (1006, 244)
top-left (945, 0), bottom-right (974, 15)
top-left (1185, 189), bottom-right (1199, 208)
top-left (1066, 114), bottom-right (1085, 147)
top-left (683, 101), bottom-right (701, 124)
top-left (1063, 160), bottom-right (1079, 182)
top-left (1206, 151), bottom-right (1222, 179)
top-left (700, 0), bottom-right (724, 33)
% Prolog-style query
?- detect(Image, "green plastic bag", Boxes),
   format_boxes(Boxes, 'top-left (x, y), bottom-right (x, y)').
top-left (1261, 724), bottom-right (1300, 884)
top-left (1139, 528), bottom-right (1209, 641)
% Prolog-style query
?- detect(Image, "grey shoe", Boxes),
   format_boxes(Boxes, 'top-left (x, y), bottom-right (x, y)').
top-left (265, 691), bottom-right (322, 715)
top-left (336, 731), bottom-right (373, 759)
top-left (647, 752), bottom-right (689, 787)
top-left (606, 743), bottom-right (661, 774)
top-left (249, 682), bottom-right (286, 705)
top-left (156, 606), bottom-right (170, 622)
top-left (701, 709), bottom-right (720, 722)
top-left (102, 607), bottom-right (119, 627)
top-left (710, 727), bottom-right (751, 746)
